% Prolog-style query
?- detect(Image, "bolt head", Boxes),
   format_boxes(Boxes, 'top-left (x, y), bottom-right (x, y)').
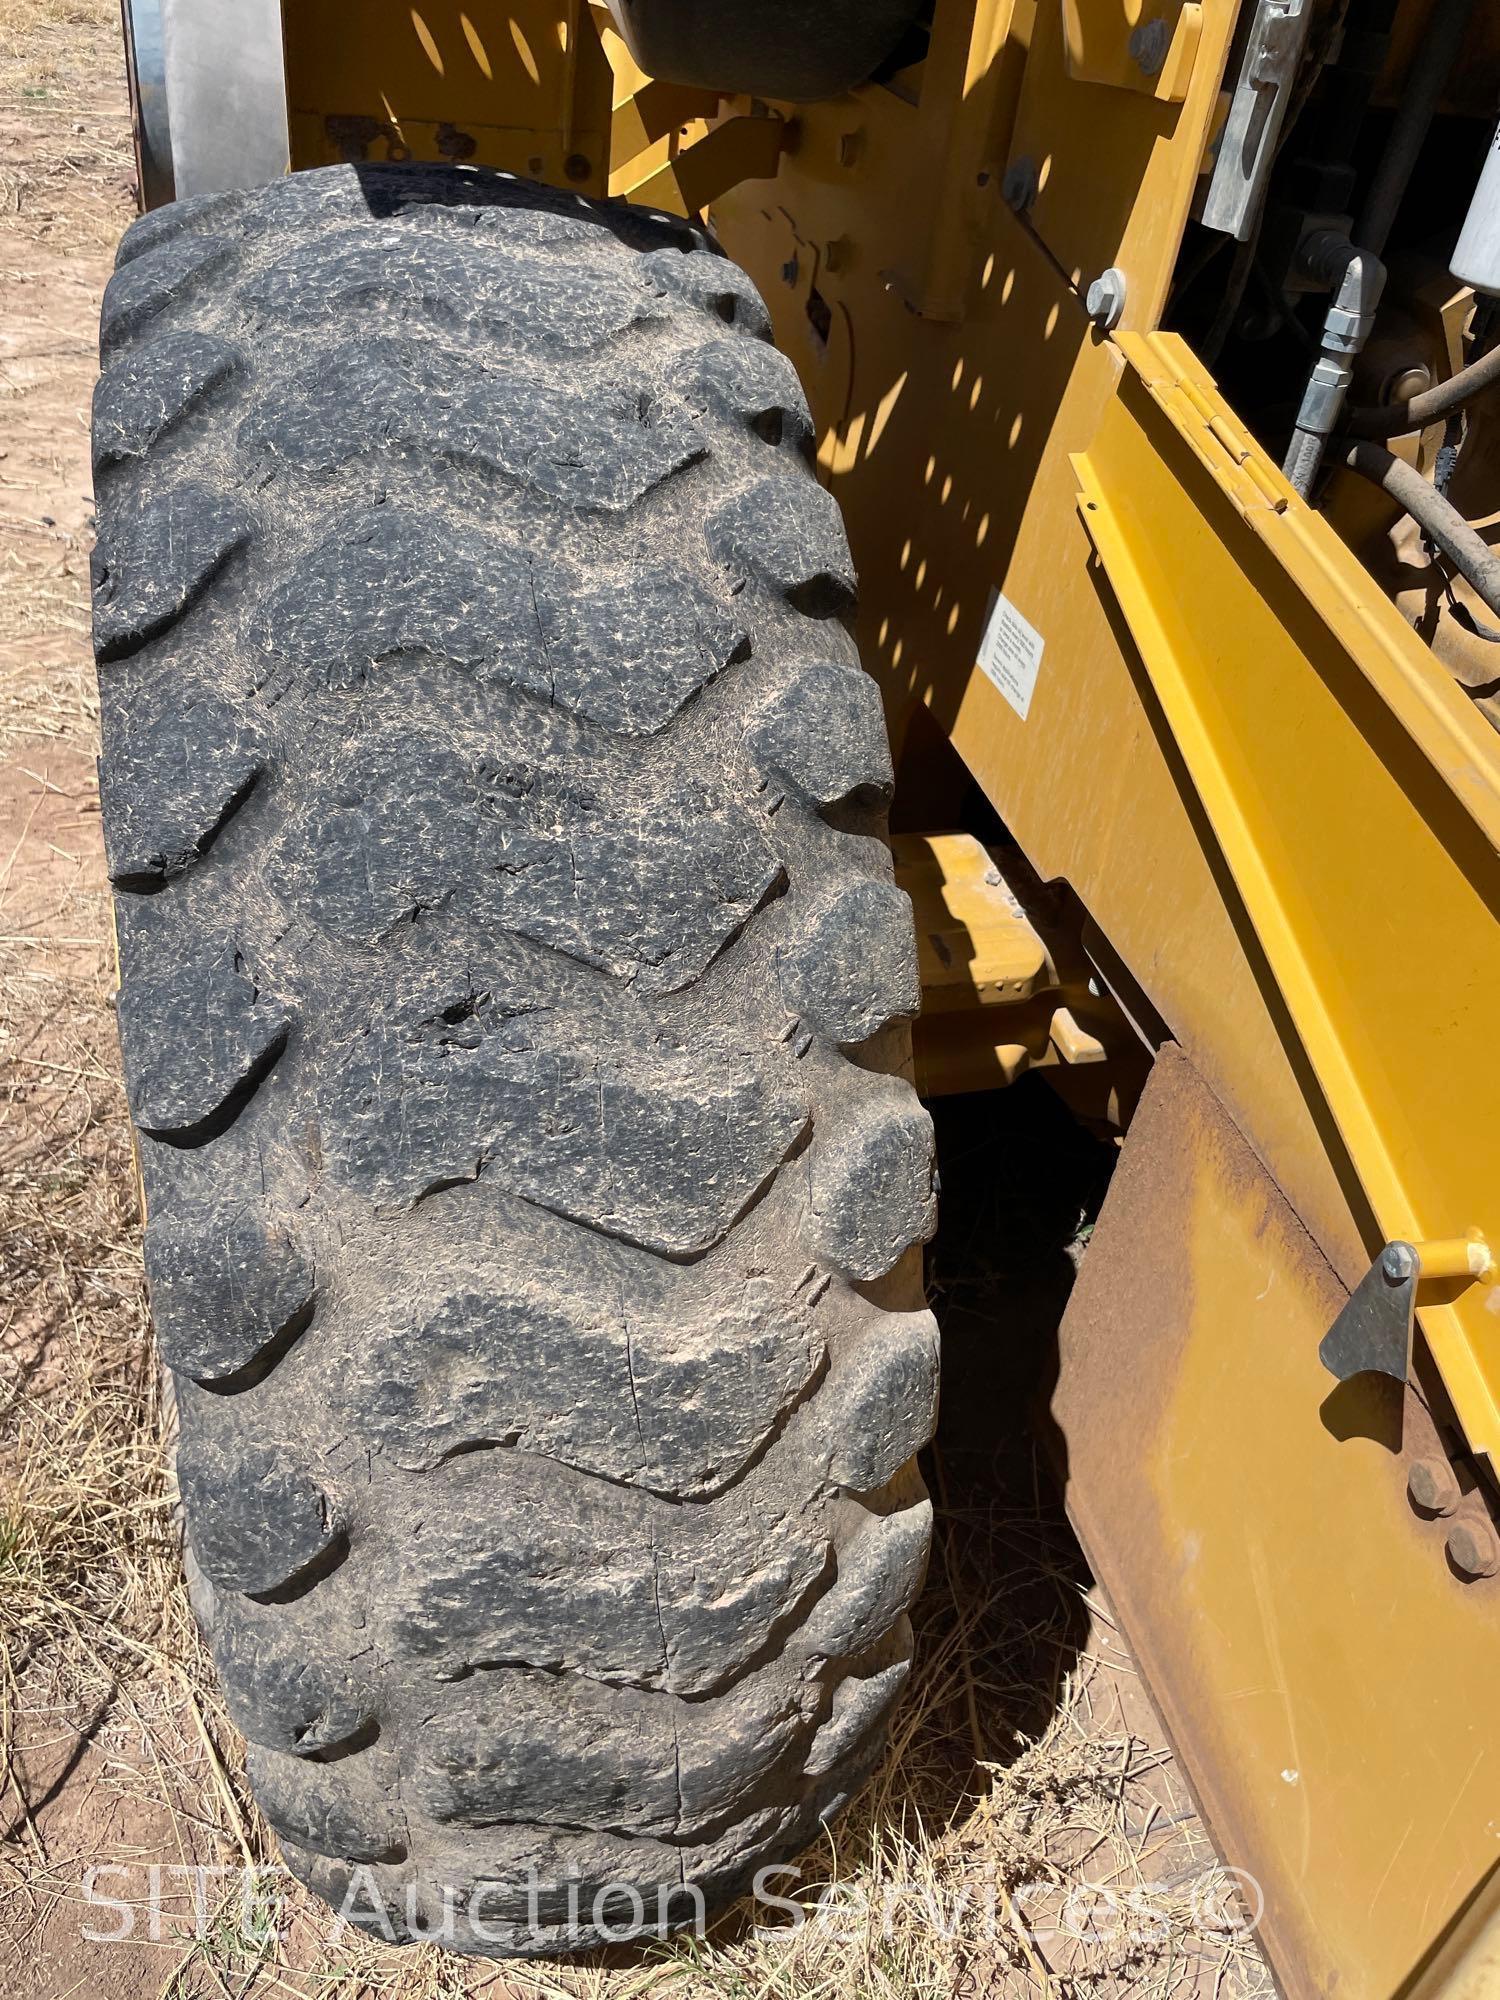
top-left (1382, 1242), bottom-right (1417, 1283)
top-left (1446, 1517), bottom-right (1500, 1580)
top-left (1085, 267), bottom-right (1127, 331)
top-left (1407, 1456), bottom-right (1462, 1516)
top-left (1002, 158), bottom-right (1038, 212)
top-left (1129, 17), bottom-right (1170, 73)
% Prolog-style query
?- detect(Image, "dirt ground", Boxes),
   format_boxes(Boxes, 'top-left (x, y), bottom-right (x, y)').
top-left (0, 9), bottom-right (1275, 1996)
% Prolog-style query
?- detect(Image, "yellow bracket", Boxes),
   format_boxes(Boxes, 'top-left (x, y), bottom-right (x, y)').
top-left (893, 831), bottom-right (1138, 1108)
top-left (609, 76), bottom-right (721, 169)
top-left (1061, 0), bottom-right (1202, 102)
top-left (613, 112), bottom-right (785, 219)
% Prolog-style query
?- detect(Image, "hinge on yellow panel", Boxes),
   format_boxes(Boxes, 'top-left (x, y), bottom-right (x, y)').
top-left (1121, 332), bottom-right (1293, 520)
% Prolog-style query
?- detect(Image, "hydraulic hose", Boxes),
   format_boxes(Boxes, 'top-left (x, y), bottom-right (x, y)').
top-left (1353, 0), bottom-right (1477, 256)
top-left (1343, 437), bottom-right (1500, 618)
top-left (1283, 237), bottom-right (1386, 494)
top-left (1298, 0), bottom-right (1478, 473)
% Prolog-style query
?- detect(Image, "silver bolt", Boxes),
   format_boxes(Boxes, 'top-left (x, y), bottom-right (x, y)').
top-left (1002, 157), bottom-right (1038, 212)
top-left (1382, 1242), bottom-right (1417, 1283)
top-left (1085, 267), bottom-right (1127, 332)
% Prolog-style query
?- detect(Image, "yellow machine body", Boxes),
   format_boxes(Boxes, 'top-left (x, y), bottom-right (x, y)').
top-left (275, 4), bottom-right (1500, 1993)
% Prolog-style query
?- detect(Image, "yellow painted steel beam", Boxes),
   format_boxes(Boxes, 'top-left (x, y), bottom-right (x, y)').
top-left (1073, 332), bottom-right (1500, 1465)
top-left (897, 830), bottom-right (1055, 1008)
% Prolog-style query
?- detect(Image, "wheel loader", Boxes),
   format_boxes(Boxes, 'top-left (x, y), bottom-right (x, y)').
top-left (94, 0), bottom-right (1500, 1991)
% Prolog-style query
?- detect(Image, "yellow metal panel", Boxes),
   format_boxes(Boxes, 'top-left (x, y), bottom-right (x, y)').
top-left (1060, 0), bottom-right (1202, 102)
top-left (283, 0), bottom-right (612, 192)
top-left (1074, 341), bottom-right (1500, 1465)
top-left (1054, 1046), bottom-right (1500, 2000)
top-left (1121, 332), bottom-right (1500, 841)
top-left (1002, 0), bottom-right (1229, 315)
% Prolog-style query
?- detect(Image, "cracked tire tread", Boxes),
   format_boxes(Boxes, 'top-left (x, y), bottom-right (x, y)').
top-left (94, 164), bottom-right (936, 1956)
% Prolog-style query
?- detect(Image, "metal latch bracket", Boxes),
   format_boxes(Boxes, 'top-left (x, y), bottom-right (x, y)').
top-left (1320, 1237), bottom-right (1494, 1383)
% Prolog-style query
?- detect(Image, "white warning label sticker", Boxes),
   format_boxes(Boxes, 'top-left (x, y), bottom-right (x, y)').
top-left (976, 590), bottom-right (1045, 721)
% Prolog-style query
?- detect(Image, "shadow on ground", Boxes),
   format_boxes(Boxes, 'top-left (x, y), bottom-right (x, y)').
top-left (915, 1074), bottom-right (1116, 1798)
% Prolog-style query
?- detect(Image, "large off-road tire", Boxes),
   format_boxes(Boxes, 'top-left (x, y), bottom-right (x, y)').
top-left (93, 164), bottom-right (938, 1955)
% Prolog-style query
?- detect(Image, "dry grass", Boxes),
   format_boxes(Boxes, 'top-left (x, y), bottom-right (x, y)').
top-left (0, 0), bottom-right (130, 257)
top-left (0, 5), bottom-right (1274, 1993)
top-left (0, 0), bottom-right (120, 91)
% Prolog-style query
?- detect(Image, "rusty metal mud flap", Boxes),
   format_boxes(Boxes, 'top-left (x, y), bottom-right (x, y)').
top-left (1065, 334), bottom-right (1500, 1999)
top-left (1053, 1046), bottom-right (1500, 2000)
